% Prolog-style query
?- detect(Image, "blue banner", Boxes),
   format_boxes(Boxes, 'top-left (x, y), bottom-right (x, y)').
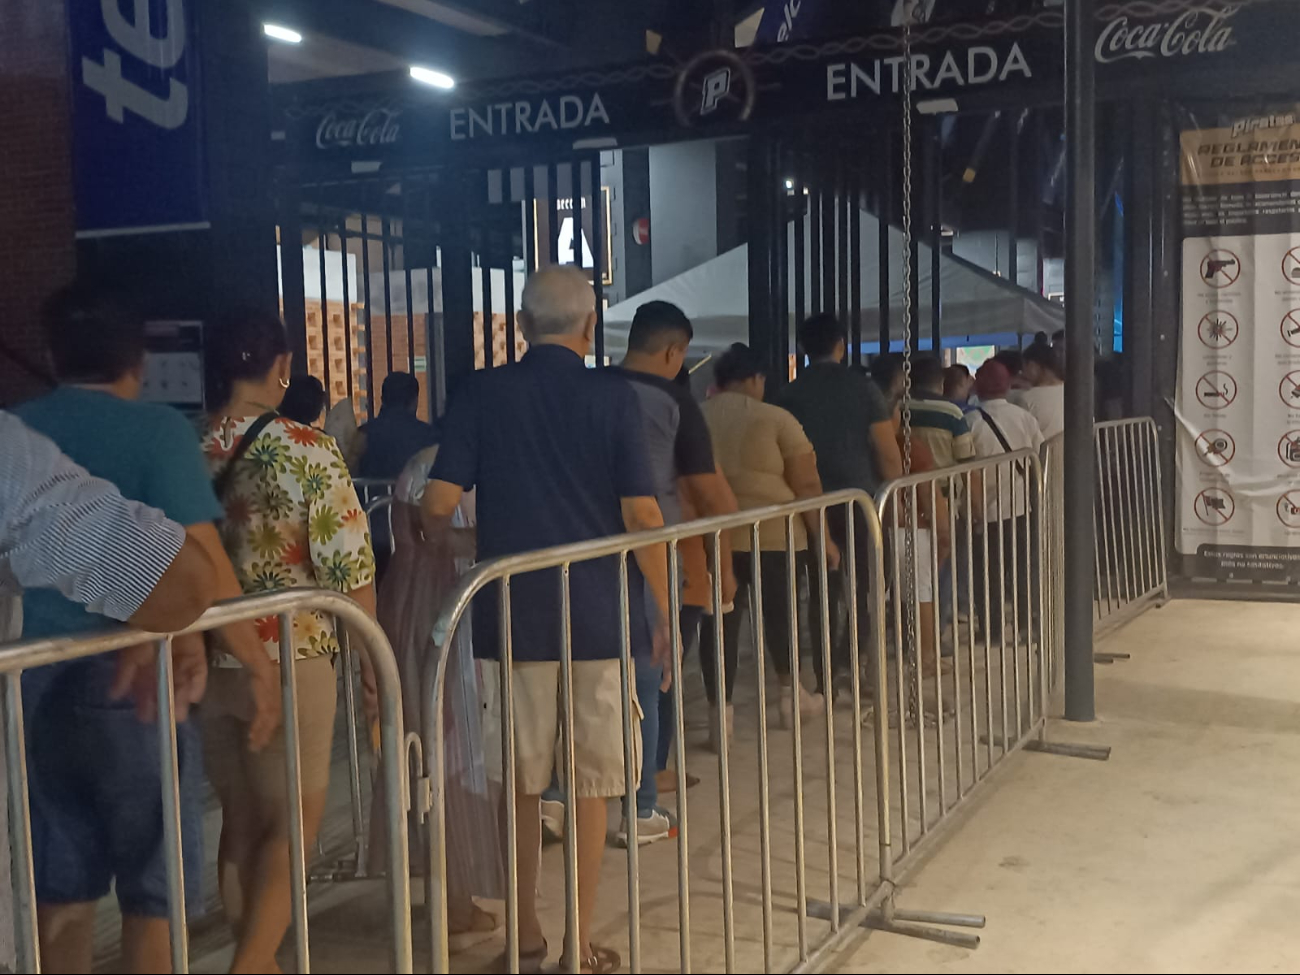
top-left (68, 0), bottom-right (206, 235)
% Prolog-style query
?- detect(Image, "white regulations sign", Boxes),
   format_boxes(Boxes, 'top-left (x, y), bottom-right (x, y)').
top-left (1177, 106), bottom-right (1300, 580)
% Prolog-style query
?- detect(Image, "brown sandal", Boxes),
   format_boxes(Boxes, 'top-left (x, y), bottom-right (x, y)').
top-left (561, 945), bottom-right (621, 974)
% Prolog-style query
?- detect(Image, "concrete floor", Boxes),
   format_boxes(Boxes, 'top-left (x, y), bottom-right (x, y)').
top-left (155, 597), bottom-right (1300, 973)
top-left (833, 598), bottom-right (1300, 974)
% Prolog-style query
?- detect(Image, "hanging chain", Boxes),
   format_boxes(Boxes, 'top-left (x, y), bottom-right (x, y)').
top-left (899, 0), bottom-right (920, 729)
top-left (899, 1), bottom-right (916, 481)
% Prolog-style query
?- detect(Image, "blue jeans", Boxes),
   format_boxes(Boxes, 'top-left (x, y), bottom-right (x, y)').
top-left (632, 660), bottom-right (662, 818)
top-left (25, 660), bottom-right (204, 916)
top-left (657, 608), bottom-right (703, 773)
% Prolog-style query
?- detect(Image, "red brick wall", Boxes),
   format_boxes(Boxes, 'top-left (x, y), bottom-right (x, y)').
top-left (0, 3), bottom-right (75, 406)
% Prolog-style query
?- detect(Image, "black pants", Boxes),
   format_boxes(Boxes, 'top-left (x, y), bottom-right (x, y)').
top-left (698, 550), bottom-right (831, 705)
top-left (975, 514), bottom-right (1033, 634)
top-left (826, 504), bottom-right (874, 681)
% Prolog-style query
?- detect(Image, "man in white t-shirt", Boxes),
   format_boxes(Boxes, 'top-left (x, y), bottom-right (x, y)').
top-left (1010, 343), bottom-right (1065, 439)
top-left (967, 361), bottom-right (1044, 638)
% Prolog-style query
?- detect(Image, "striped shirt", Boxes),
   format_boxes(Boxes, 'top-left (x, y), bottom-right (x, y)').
top-left (0, 411), bottom-right (186, 640)
top-left (909, 391), bottom-right (977, 469)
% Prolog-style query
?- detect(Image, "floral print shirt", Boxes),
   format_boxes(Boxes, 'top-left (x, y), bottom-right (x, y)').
top-left (203, 415), bottom-right (376, 661)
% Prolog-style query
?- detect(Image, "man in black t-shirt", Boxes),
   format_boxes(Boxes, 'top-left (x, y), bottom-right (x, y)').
top-left (613, 301), bottom-right (738, 843)
top-left (780, 314), bottom-right (902, 693)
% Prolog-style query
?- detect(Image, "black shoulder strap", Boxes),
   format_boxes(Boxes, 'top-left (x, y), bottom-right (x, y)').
top-left (214, 412), bottom-right (278, 500)
top-left (977, 408), bottom-right (1013, 454)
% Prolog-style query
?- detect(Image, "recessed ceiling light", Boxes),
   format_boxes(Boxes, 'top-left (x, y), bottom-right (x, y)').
top-left (410, 65), bottom-right (456, 90)
top-left (263, 23), bottom-right (303, 44)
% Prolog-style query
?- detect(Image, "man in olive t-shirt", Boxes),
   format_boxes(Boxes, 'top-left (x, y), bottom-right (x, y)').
top-left (779, 313), bottom-right (902, 691)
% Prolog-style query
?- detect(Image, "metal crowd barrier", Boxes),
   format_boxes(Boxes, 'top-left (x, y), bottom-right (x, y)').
top-left (1092, 419), bottom-right (1169, 636)
top-left (0, 589), bottom-right (414, 974)
top-left (1040, 433), bottom-right (1066, 688)
top-left (419, 491), bottom-right (894, 974)
top-left (873, 448), bottom-right (1050, 882)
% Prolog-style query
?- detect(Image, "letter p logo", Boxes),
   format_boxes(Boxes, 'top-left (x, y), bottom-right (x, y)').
top-left (700, 67), bottom-right (731, 116)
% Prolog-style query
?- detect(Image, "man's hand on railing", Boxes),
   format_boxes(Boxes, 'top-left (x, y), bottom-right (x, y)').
top-left (110, 637), bottom-right (209, 724)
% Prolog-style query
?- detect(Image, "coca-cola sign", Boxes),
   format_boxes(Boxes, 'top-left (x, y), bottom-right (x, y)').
top-left (1095, 5), bottom-right (1236, 64)
top-left (315, 108), bottom-right (401, 150)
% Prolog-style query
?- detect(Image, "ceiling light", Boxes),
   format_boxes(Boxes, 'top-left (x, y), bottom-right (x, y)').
top-left (263, 23), bottom-right (303, 44)
top-left (410, 65), bottom-right (456, 89)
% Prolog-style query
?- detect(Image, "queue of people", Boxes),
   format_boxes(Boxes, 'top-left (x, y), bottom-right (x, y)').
top-left (0, 266), bottom-right (1062, 975)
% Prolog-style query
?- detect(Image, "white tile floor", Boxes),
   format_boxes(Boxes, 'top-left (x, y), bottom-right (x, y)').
top-left (99, 598), bottom-right (1300, 973)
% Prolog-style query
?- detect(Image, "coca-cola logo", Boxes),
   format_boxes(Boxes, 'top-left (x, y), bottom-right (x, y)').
top-left (315, 108), bottom-right (401, 150)
top-left (1095, 5), bottom-right (1236, 64)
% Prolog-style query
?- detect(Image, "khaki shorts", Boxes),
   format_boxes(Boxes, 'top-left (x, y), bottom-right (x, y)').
top-left (203, 655), bottom-right (338, 803)
top-left (480, 659), bottom-right (640, 798)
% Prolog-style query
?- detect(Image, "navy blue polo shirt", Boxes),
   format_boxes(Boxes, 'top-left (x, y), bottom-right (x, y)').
top-left (431, 344), bottom-right (657, 662)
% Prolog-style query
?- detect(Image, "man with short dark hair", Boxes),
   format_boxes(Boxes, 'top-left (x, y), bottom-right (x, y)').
top-left (1012, 343), bottom-right (1065, 438)
top-left (358, 371), bottom-right (439, 480)
top-left (869, 352), bottom-right (906, 407)
top-left (944, 364), bottom-right (973, 406)
top-left (909, 355), bottom-right (976, 470)
top-left (14, 283), bottom-right (278, 973)
top-left (780, 313), bottom-right (902, 691)
top-left (611, 300), bottom-right (738, 845)
top-left (423, 266), bottom-right (671, 973)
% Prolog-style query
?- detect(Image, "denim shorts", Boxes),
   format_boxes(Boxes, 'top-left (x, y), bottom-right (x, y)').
top-left (23, 659), bottom-right (203, 917)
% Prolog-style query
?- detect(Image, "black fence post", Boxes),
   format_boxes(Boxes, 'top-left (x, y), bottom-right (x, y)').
top-left (1064, 0), bottom-right (1097, 722)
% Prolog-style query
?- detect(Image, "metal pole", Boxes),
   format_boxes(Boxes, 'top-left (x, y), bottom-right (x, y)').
top-left (1064, 0), bottom-right (1097, 722)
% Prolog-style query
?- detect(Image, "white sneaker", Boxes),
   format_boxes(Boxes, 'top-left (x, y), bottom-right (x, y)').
top-left (779, 685), bottom-right (825, 729)
top-left (540, 798), bottom-right (564, 843)
top-left (616, 807), bottom-right (676, 847)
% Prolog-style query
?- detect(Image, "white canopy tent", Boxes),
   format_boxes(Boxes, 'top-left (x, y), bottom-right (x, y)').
top-left (603, 208), bottom-right (1063, 359)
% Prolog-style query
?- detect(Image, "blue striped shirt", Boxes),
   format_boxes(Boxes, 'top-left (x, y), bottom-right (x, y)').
top-left (0, 411), bottom-right (185, 639)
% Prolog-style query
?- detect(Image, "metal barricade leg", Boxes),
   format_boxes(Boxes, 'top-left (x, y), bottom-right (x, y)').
top-left (155, 638), bottom-right (190, 974)
top-left (5, 673), bottom-right (39, 974)
top-left (279, 615), bottom-right (311, 974)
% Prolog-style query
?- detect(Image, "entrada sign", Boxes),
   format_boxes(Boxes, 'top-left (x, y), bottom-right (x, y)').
top-left (279, 0), bottom-right (1297, 168)
top-left (449, 93), bottom-right (610, 141)
top-left (827, 44), bottom-right (1032, 100)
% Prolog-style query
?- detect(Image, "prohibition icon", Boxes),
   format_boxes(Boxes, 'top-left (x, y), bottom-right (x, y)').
top-left (1278, 491), bottom-right (1300, 529)
top-left (1193, 487), bottom-right (1235, 526)
top-left (1195, 371), bottom-right (1237, 410)
top-left (1194, 429), bottom-right (1235, 467)
top-left (1280, 430), bottom-right (1300, 469)
top-left (1282, 371), bottom-right (1300, 409)
top-left (1284, 247), bottom-right (1300, 286)
top-left (1283, 309), bottom-right (1300, 349)
top-left (1198, 310), bottom-right (1238, 349)
top-left (1200, 248), bottom-right (1240, 288)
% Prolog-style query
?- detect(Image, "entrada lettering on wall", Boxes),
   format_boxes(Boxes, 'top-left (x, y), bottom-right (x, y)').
top-left (826, 43), bottom-right (1032, 100)
top-left (449, 93), bottom-right (611, 141)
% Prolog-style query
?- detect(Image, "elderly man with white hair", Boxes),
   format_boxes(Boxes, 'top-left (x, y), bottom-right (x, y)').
top-left (424, 265), bottom-right (670, 974)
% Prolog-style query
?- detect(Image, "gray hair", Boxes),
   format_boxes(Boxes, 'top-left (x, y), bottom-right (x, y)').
top-left (519, 265), bottom-right (595, 339)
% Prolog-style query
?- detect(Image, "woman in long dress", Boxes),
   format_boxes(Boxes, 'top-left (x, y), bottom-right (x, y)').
top-left (377, 444), bottom-right (503, 941)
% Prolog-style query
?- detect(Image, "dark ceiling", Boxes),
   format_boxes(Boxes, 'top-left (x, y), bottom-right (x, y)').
top-left (254, 0), bottom-right (766, 84)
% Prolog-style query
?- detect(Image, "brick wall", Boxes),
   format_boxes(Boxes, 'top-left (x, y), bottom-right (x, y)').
top-left (0, 3), bottom-right (75, 406)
